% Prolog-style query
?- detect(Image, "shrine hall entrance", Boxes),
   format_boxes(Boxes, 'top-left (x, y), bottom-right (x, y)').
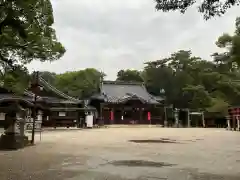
top-left (113, 107), bottom-right (148, 124)
top-left (101, 99), bottom-right (160, 125)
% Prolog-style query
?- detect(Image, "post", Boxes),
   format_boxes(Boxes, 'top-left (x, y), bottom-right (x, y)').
top-left (233, 116), bottom-right (236, 131)
top-left (31, 71), bottom-right (39, 145)
top-left (31, 92), bottom-right (37, 144)
top-left (139, 107), bottom-right (142, 124)
top-left (187, 109), bottom-right (190, 128)
top-left (164, 106), bottom-right (168, 127)
top-left (202, 112), bottom-right (205, 128)
top-left (100, 103), bottom-right (103, 126)
top-left (174, 109), bottom-right (179, 128)
top-left (122, 108), bottom-right (124, 123)
top-left (147, 111), bottom-right (151, 127)
top-left (112, 108), bottom-right (114, 124)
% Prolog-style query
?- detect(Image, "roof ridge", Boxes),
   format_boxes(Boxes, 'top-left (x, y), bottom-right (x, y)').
top-left (103, 80), bottom-right (144, 86)
top-left (39, 76), bottom-right (81, 103)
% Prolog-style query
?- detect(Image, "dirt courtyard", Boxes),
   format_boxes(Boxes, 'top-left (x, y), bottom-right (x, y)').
top-left (0, 128), bottom-right (240, 180)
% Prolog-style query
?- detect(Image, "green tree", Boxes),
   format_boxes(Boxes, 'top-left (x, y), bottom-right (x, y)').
top-left (143, 46), bottom-right (240, 114)
top-left (0, 65), bottom-right (30, 93)
top-left (0, 0), bottom-right (65, 67)
top-left (144, 50), bottom-right (213, 110)
top-left (182, 85), bottom-right (212, 110)
top-left (207, 98), bottom-right (229, 116)
top-left (116, 69), bottom-right (144, 82)
top-left (214, 17), bottom-right (240, 66)
top-left (54, 68), bottom-right (105, 98)
top-left (155, 0), bottom-right (239, 20)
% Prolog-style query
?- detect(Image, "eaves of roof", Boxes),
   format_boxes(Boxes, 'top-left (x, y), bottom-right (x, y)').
top-left (39, 76), bottom-right (82, 104)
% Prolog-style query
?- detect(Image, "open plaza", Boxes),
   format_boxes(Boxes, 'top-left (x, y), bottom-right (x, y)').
top-left (0, 127), bottom-right (239, 180)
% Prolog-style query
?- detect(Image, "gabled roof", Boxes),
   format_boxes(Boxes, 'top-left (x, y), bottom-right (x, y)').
top-left (0, 88), bottom-right (35, 107)
top-left (38, 76), bottom-right (82, 104)
top-left (95, 81), bottom-right (161, 104)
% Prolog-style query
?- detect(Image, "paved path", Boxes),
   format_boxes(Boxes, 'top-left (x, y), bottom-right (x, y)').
top-left (0, 128), bottom-right (240, 180)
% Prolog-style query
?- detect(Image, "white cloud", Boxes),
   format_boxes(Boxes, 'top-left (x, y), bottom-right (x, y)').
top-left (27, 0), bottom-right (240, 79)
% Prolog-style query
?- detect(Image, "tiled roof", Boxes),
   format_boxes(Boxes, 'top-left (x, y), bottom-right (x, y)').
top-left (38, 76), bottom-right (82, 104)
top-left (98, 81), bottom-right (161, 104)
top-left (41, 96), bottom-right (79, 104)
top-left (0, 93), bottom-right (34, 106)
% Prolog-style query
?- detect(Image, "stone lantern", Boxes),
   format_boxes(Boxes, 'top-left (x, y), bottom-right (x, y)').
top-left (0, 103), bottom-right (29, 149)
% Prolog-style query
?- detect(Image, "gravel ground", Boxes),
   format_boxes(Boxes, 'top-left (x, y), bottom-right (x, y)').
top-left (0, 128), bottom-right (240, 180)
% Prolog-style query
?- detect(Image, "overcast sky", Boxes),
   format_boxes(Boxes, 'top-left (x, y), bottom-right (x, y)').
top-left (27, 0), bottom-right (240, 80)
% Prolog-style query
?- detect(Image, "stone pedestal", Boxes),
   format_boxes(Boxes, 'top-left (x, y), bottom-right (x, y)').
top-left (0, 117), bottom-right (28, 150)
top-left (0, 133), bottom-right (28, 150)
top-left (164, 120), bottom-right (168, 127)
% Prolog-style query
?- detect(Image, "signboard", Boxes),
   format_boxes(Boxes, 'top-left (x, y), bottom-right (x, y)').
top-left (25, 116), bottom-right (42, 131)
top-left (190, 112), bottom-right (202, 115)
top-left (0, 113), bottom-right (5, 120)
top-left (59, 112), bottom-right (66, 117)
top-left (86, 115), bottom-right (93, 128)
top-left (25, 121), bottom-right (42, 131)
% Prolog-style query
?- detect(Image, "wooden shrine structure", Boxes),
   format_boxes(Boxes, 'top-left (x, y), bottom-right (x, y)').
top-left (34, 76), bottom-right (83, 128)
top-left (89, 81), bottom-right (164, 125)
top-left (0, 74), bottom-right (96, 130)
top-left (27, 75), bottom-right (97, 128)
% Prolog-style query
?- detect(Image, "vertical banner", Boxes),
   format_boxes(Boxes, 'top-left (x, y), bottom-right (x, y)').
top-left (147, 112), bottom-right (151, 121)
top-left (110, 111), bottom-right (114, 121)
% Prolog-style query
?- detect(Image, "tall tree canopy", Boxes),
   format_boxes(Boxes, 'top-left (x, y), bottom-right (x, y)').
top-left (116, 69), bottom-right (143, 82)
top-left (213, 17), bottom-right (240, 66)
top-left (155, 0), bottom-right (240, 20)
top-left (0, 64), bottom-right (30, 94)
top-left (143, 49), bottom-right (239, 114)
top-left (54, 68), bottom-right (105, 98)
top-left (0, 0), bottom-right (65, 67)
top-left (144, 50), bottom-right (211, 110)
top-left (0, 0), bottom-right (65, 92)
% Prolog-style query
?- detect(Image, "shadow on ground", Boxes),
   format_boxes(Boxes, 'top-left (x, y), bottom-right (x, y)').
top-left (109, 160), bottom-right (176, 168)
top-left (129, 138), bottom-right (205, 144)
top-left (129, 138), bottom-right (181, 144)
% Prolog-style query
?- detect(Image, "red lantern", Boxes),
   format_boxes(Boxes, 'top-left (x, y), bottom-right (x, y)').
top-left (147, 112), bottom-right (151, 121)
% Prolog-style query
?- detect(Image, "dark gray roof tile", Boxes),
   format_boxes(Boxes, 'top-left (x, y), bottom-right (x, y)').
top-left (39, 76), bottom-right (82, 103)
top-left (101, 81), bottom-right (160, 104)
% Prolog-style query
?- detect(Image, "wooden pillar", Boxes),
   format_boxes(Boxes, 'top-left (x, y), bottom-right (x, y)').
top-left (164, 106), bottom-right (168, 127)
top-left (233, 116), bottom-right (236, 131)
top-left (100, 103), bottom-right (103, 125)
top-left (174, 109), bottom-right (179, 128)
top-left (139, 108), bottom-right (142, 124)
top-left (148, 111), bottom-right (151, 125)
top-left (121, 108), bottom-right (124, 124)
top-left (110, 108), bottom-right (114, 124)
